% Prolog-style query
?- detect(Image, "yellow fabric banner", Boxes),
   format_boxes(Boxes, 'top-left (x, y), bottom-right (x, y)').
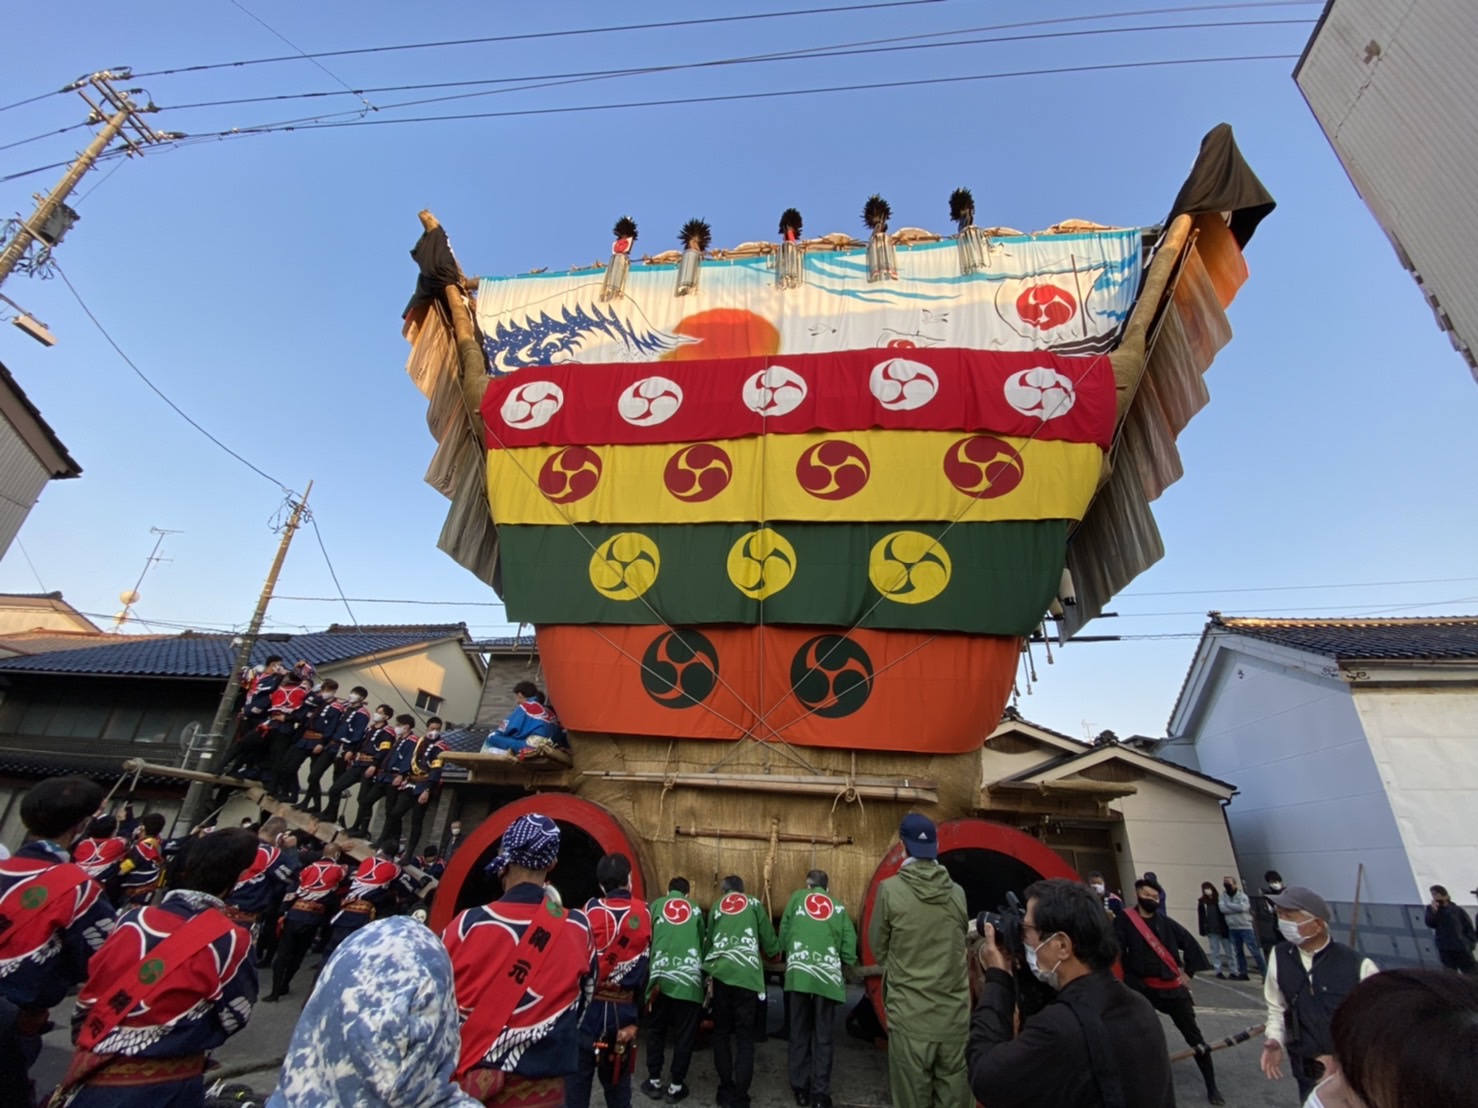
top-left (485, 430), bottom-right (1103, 526)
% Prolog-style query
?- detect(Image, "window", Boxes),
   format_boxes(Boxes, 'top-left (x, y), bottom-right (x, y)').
top-left (415, 689), bottom-right (444, 714)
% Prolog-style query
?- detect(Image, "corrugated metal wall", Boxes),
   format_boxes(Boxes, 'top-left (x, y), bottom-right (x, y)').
top-left (0, 419), bottom-right (50, 557)
top-left (1297, 0), bottom-right (1478, 381)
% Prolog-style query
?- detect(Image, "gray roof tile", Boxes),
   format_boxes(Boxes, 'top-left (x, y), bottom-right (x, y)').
top-left (1213, 615), bottom-right (1478, 661)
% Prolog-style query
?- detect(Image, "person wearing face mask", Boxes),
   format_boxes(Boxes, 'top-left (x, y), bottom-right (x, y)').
top-left (1254, 870), bottom-right (1284, 960)
top-left (1423, 884), bottom-right (1476, 975)
top-left (1114, 879), bottom-right (1223, 1105)
top-left (349, 713), bottom-right (413, 840)
top-left (1301, 968), bottom-right (1478, 1108)
top-left (967, 877), bottom-right (1173, 1108)
top-left (1219, 875), bottom-right (1267, 980)
top-left (1260, 885), bottom-right (1378, 1103)
top-left (322, 703), bottom-right (394, 829)
top-left (383, 716), bottom-right (450, 861)
top-left (304, 687), bottom-right (370, 816)
top-left (1197, 882), bottom-right (1233, 979)
top-left (1083, 871), bottom-right (1122, 914)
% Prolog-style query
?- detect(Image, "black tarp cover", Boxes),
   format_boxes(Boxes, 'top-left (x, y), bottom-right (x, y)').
top-left (403, 225), bottom-right (464, 318)
top-left (1166, 123), bottom-right (1276, 247)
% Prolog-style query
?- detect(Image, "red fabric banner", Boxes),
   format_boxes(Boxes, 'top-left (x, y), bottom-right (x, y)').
top-left (482, 348), bottom-right (1114, 451)
top-left (535, 624), bottom-right (1018, 754)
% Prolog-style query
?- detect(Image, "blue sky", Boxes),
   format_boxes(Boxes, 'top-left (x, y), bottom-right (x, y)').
top-left (1, 1), bottom-right (1474, 740)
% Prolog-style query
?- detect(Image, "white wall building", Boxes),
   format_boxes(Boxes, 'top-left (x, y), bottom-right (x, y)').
top-left (1297, 0), bottom-right (1478, 382)
top-left (0, 360), bottom-right (79, 555)
top-left (1162, 615), bottom-right (1478, 965)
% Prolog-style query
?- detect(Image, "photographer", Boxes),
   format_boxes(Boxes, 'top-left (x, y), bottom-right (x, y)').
top-left (967, 878), bottom-right (1173, 1108)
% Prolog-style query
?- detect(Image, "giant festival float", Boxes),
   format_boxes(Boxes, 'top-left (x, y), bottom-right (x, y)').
top-left (403, 124), bottom-right (1274, 996)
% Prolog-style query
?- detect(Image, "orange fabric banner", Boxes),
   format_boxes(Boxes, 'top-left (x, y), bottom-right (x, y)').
top-left (535, 624), bottom-right (1019, 754)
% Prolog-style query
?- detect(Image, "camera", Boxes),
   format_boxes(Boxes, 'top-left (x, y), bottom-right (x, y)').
top-left (970, 891), bottom-right (1026, 956)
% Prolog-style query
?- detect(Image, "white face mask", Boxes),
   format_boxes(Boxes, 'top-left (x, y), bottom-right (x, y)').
top-left (1025, 932), bottom-right (1062, 990)
top-left (1269, 882), bottom-right (1284, 891)
top-left (428, 726), bottom-right (441, 736)
top-left (373, 712), bottom-right (387, 723)
top-left (396, 724), bottom-right (412, 737)
top-left (1279, 918), bottom-right (1311, 945)
top-left (1089, 883), bottom-right (1105, 895)
top-left (346, 693), bottom-right (363, 704)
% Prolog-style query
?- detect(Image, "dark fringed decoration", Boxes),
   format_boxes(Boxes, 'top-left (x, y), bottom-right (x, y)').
top-left (776, 207), bottom-right (805, 290)
top-left (676, 218), bottom-right (710, 297)
top-left (950, 187), bottom-right (989, 276)
top-left (602, 215), bottom-right (639, 301)
top-left (863, 194), bottom-right (896, 282)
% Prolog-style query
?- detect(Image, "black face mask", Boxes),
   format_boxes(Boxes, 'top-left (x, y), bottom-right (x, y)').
top-left (1224, 883), bottom-right (1235, 893)
top-left (1138, 897), bottom-right (1160, 913)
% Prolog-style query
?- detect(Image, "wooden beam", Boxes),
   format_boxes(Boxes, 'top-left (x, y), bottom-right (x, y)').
top-left (582, 770), bottom-right (937, 804)
top-left (674, 825), bottom-right (854, 846)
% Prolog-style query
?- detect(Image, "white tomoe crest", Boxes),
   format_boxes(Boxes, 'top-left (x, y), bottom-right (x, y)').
top-left (616, 375), bottom-right (685, 427)
top-left (1003, 367), bottom-right (1077, 420)
top-left (741, 365), bottom-right (808, 417)
top-left (869, 357), bottom-right (940, 411)
top-left (500, 381), bottom-right (566, 429)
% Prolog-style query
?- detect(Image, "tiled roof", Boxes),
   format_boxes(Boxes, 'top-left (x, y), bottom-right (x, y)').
top-left (0, 629), bottom-right (464, 679)
top-left (1211, 614), bottom-right (1478, 661)
top-left (0, 630), bottom-right (167, 656)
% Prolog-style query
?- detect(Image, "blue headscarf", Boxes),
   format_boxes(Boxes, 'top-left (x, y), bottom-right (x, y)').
top-left (489, 812), bottom-right (560, 875)
top-left (267, 917), bottom-right (479, 1108)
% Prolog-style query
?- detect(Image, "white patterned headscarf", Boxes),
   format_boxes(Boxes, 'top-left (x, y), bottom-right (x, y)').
top-left (268, 916), bottom-right (479, 1108)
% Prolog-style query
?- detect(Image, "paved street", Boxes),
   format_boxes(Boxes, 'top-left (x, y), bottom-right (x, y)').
top-left (34, 971), bottom-right (1299, 1106)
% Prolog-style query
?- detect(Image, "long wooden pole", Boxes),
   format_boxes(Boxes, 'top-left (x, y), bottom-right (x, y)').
top-left (1349, 863), bottom-right (1365, 947)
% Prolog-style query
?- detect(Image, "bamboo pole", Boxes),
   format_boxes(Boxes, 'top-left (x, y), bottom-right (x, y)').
top-left (1349, 863), bottom-right (1365, 947)
top-left (582, 769), bottom-right (938, 803)
top-left (675, 826), bottom-right (854, 846)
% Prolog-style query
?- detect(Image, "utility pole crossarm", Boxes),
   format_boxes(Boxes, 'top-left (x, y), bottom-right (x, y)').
top-left (0, 70), bottom-right (165, 289)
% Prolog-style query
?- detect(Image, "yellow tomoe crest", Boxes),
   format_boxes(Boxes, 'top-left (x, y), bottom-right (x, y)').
top-left (725, 527), bottom-right (798, 600)
top-left (588, 532), bottom-right (661, 600)
top-left (868, 531), bottom-right (952, 604)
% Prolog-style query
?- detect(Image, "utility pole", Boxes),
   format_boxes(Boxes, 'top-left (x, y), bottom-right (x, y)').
top-left (178, 482), bottom-right (313, 828)
top-left (0, 70), bottom-right (175, 289)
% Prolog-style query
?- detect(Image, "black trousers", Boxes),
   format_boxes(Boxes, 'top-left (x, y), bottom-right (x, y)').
top-left (265, 735), bottom-right (299, 798)
top-left (383, 789), bottom-right (429, 856)
top-left (1140, 988), bottom-right (1216, 1092)
top-left (711, 980), bottom-right (758, 1108)
top-left (271, 918), bottom-right (320, 997)
top-left (1439, 947), bottom-right (1478, 975)
top-left (218, 730), bottom-right (269, 778)
top-left (302, 747), bottom-right (338, 810)
top-left (646, 993), bottom-right (700, 1085)
top-left (351, 778), bottom-right (390, 836)
top-left (324, 760), bottom-right (369, 821)
top-left (785, 991), bottom-right (837, 1096)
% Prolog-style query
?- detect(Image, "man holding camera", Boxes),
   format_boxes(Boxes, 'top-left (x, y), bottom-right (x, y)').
top-left (968, 878), bottom-right (1173, 1108)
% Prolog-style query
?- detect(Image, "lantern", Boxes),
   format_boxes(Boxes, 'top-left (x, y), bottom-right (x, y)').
top-left (951, 187), bottom-right (989, 275)
top-left (601, 216), bottom-right (637, 301)
top-left (863, 194), bottom-right (896, 282)
top-left (675, 218), bottom-right (710, 297)
top-left (775, 208), bottom-right (805, 290)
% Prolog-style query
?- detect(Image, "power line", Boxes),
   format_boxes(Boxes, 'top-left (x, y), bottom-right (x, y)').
top-left (54, 264), bottom-right (291, 493)
top-left (275, 595), bottom-right (505, 606)
top-left (154, 12), bottom-right (1315, 119)
top-left (226, 0), bottom-right (377, 114)
top-left (1121, 575), bottom-right (1478, 598)
top-left (128, 0), bottom-right (963, 78)
top-left (169, 53), bottom-right (1303, 140)
top-left (0, 120), bottom-right (92, 154)
top-left (0, 88), bottom-right (67, 115)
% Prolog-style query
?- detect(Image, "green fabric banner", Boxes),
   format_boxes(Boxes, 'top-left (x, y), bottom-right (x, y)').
top-left (499, 520), bottom-right (1066, 636)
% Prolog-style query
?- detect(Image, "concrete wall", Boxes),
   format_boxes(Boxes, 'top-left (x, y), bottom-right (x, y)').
top-left (1111, 775), bottom-right (1239, 926)
top-left (1165, 644), bottom-right (1414, 905)
top-left (0, 598), bottom-right (95, 636)
top-left (1353, 683), bottom-right (1478, 904)
top-left (326, 638), bottom-right (483, 729)
top-left (0, 422), bottom-right (51, 565)
top-left (1297, 0), bottom-right (1478, 381)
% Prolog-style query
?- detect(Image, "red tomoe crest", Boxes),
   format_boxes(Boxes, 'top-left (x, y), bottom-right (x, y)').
top-left (1016, 284), bottom-right (1078, 330)
top-left (538, 446), bottom-right (603, 504)
top-left (795, 440), bottom-right (871, 501)
top-left (719, 892), bottom-right (749, 915)
top-left (942, 436), bottom-right (1024, 500)
top-left (804, 893), bottom-right (834, 921)
top-left (587, 903), bottom-right (621, 951)
top-left (663, 443), bottom-right (734, 503)
top-left (663, 898), bottom-right (693, 925)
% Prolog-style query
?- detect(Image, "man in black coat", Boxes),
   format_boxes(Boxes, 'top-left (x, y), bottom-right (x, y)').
top-left (968, 878), bottom-right (1173, 1108)
top-left (1114, 879), bottom-right (1224, 1105)
top-left (1425, 885), bottom-right (1476, 974)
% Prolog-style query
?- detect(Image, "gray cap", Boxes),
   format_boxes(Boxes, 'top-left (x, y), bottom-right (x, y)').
top-left (1266, 885), bottom-right (1331, 922)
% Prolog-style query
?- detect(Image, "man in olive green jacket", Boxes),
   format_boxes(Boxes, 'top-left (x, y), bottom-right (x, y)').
top-left (868, 813), bottom-right (970, 1108)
